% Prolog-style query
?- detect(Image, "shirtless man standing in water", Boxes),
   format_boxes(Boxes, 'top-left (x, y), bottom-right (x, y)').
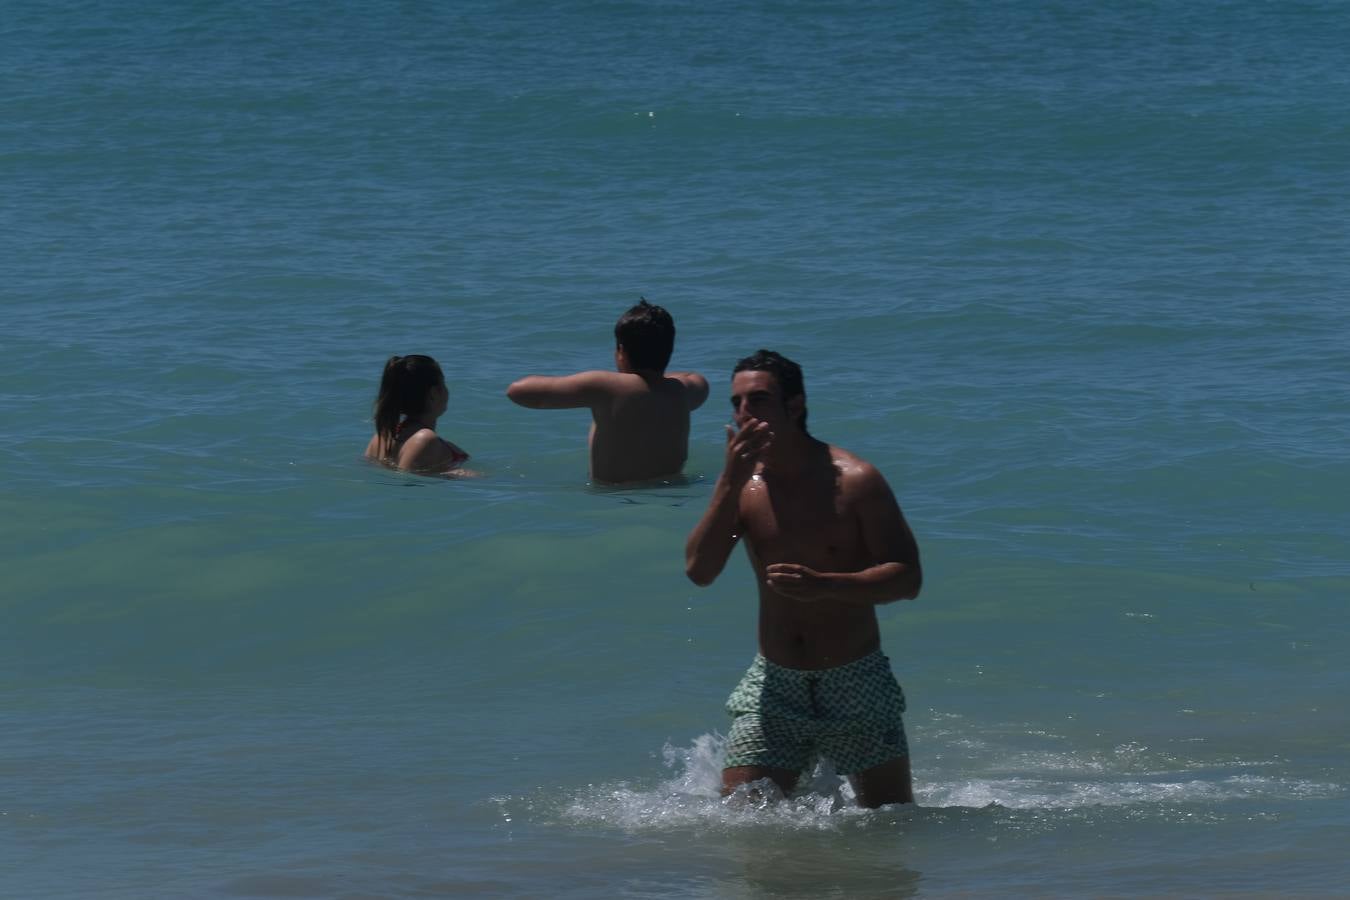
top-left (685, 349), bottom-right (923, 808)
top-left (506, 299), bottom-right (709, 484)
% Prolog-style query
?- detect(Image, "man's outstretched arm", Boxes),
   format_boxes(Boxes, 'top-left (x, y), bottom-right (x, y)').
top-left (506, 371), bottom-right (612, 409)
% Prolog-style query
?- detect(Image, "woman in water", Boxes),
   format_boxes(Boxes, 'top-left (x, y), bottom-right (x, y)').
top-left (364, 354), bottom-right (471, 474)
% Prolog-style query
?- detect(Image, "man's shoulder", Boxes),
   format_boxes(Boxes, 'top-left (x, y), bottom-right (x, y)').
top-left (667, 370), bottom-right (708, 387)
top-left (584, 371), bottom-right (675, 409)
top-left (665, 371), bottom-right (710, 409)
top-left (618, 371), bottom-right (705, 399)
top-left (827, 444), bottom-right (891, 492)
top-left (826, 442), bottom-right (870, 470)
top-left (567, 369), bottom-right (635, 394)
top-left (582, 369), bottom-right (628, 382)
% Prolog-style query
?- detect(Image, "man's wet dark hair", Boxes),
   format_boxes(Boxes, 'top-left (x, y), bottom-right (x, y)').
top-left (614, 298), bottom-right (675, 372)
top-left (733, 349), bottom-right (808, 431)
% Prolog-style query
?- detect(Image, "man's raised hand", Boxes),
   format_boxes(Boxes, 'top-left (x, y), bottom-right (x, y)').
top-left (724, 419), bottom-right (772, 483)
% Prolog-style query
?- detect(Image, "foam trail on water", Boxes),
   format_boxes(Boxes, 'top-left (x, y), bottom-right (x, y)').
top-left (553, 734), bottom-right (1344, 831)
top-left (924, 775), bottom-right (1343, 810)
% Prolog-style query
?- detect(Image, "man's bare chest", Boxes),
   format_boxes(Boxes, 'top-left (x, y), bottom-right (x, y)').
top-left (741, 478), bottom-right (862, 568)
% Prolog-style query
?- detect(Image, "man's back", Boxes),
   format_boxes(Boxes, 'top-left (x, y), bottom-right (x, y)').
top-left (589, 372), bottom-right (702, 483)
top-left (506, 368), bottom-right (708, 484)
top-left (505, 298), bottom-right (707, 484)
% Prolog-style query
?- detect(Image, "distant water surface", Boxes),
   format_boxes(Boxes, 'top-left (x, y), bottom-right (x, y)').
top-left (3, 1), bottom-right (1348, 896)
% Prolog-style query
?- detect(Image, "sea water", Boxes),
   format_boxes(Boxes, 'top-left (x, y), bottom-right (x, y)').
top-left (3, 1), bottom-right (1348, 896)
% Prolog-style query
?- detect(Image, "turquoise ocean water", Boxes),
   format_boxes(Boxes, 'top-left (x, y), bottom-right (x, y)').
top-left (4, 1), bottom-right (1349, 896)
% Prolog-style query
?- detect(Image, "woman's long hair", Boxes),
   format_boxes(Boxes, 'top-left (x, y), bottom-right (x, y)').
top-left (372, 355), bottom-right (444, 455)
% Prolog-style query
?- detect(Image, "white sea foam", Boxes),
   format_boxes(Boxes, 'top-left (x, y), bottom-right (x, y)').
top-left (923, 774), bottom-right (1342, 810)
top-left (560, 734), bottom-right (875, 832)
top-left (556, 733), bottom-right (1343, 831)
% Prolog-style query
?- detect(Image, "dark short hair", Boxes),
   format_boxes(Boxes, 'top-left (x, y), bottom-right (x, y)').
top-left (614, 299), bottom-right (675, 372)
top-left (733, 349), bottom-right (808, 431)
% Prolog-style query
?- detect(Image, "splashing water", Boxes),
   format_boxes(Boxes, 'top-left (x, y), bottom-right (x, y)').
top-left (545, 733), bottom-right (1344, 833)
top-left (560, 733), bottom-right (887, 832)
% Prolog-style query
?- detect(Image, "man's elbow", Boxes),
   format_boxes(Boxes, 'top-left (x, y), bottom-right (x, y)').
top-left (880, 565), bottom-right (921, 603)
top-left (686, 569), bottom-right (714, 588)
top-left (685, 559), bottom-right (717, 587)
top-left (685, 376), bottom-right (710, 409)
top-left (899, 567), bottom-right (922, 601)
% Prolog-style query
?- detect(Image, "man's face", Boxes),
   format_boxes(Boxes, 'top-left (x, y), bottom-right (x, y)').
top-left (731, 369), bottom-right (799, 430)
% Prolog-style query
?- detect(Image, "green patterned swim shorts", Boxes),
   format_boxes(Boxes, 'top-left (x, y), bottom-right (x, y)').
top-left (724, 650), bottom-right (908, 776)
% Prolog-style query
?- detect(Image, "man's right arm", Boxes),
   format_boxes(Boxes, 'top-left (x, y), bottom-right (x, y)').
top-left (684, 476), bottom-right (744, 586)
top-left (506, 371), bottom-right (611, 409)
top-left (685, 419), bottom-right (771, 585)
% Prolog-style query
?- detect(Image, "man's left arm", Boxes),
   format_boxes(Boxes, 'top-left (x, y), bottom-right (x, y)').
top-left (670, 372), bottom-right (710, 411)
top-left (764, 464), bottom-right (922, 605)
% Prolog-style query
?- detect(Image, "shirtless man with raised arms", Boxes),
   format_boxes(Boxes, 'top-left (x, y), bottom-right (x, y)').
top-left (685, 349), bottom-right (923, 807)
top-left (506, 299), bottom-right (709, 484)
